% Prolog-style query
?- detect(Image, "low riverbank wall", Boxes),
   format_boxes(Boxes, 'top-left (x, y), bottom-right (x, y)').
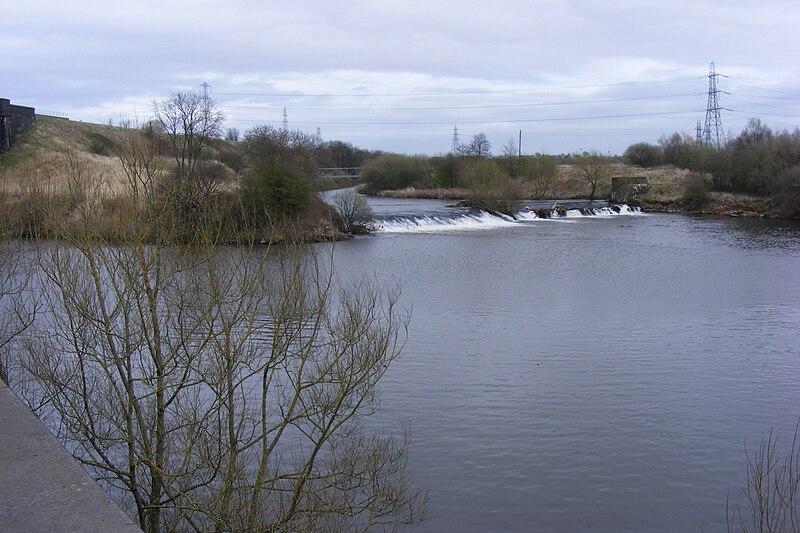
top-left (0, 381), bottom-right (142, 532)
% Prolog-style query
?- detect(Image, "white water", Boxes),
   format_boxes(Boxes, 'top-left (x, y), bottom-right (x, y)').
top-left (376, 204), bottom-right (643, 234)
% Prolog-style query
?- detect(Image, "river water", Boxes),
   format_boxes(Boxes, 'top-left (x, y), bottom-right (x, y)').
top-left (320, 194), bottom-right (800, 532)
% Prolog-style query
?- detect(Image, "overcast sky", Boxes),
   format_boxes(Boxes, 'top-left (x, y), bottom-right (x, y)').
top-left (3, 0), bottom-right (799, 155)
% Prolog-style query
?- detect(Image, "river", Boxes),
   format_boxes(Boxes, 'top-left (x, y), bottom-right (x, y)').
top-left (320, 193), bottom-right (800, 532)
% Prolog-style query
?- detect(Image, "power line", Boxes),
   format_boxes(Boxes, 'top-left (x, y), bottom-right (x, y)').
top-left (726, 111), bottom-right (800, 130)
top-left (220, 92), bottom-right (698, 113)
top-left (215, 76), bottom-right (704, 99)
top-left (224, 109), bottom-right (700, 127)
top-left (732, 91), bottom-right (800, 101)
top-left (726, 96), bottom-right (800, 113)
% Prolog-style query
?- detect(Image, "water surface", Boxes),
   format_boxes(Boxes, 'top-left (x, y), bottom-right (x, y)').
top-left (322, 197), bottom-right (800, 532)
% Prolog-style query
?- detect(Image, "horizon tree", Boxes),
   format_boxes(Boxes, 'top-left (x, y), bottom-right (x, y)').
top-left (501, 137), bottom-right (519, 175)
top-left (463, 133), bottom-right (492, 159)
top-left (576, 150), bottom-right (615, 202)
top-left (153, 90), bottom-right (224, 183)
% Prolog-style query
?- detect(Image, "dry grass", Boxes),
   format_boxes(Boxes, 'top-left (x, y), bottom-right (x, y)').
top-left (1, 117), bottom-right (346, 242)
top-left (375, 164), bottom-right (693, 203)
top-left (1, 117), bottom-right (134, 200)
top-left (377, 187), bottom-right (469, 199)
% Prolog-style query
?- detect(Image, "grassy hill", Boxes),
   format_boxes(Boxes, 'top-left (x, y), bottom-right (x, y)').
top-left (0, 117), bottom-right (342, 242)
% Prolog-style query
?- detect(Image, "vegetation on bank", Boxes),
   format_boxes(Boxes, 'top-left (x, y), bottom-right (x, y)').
top-left (356, 125), bottom-right (800, 219)
top-left (3, 102), bottom-right (799, 244)
top-left (650, 120), bottom-right (800, 217)
top-left (0, 98), bottom-right (380, 243)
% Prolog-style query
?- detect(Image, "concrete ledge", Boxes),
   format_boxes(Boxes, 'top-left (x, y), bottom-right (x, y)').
top-left (0, 382), bottom-right (142, 532)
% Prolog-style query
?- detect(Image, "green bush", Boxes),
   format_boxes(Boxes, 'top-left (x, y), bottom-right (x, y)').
top-left (241, 161), bottom-right (311, 217)
top-left (660, 120), bottom-right (800, 196)
top-left (773, 164), bottom-right (800, 217)
top-left (623, 142), bottom-right (663, 168)
top-left (239, 126), bottom-right (317, 218)
top-left (87, 133), bottom-right (113, 156)
top-left (460, 159), bottom-right (517, 214)
top-left (360, 154), bottom-right (432, 192)
top-left (682, 172), bottom-right (711, 208)
top-left (518, 156), bottom-right (557, 199)
top-left (430, 155), bottom-right (459, 188)
top-left (242, 126), bottom-right (317, 179)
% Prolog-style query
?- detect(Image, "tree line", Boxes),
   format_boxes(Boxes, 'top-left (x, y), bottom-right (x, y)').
top-left (624, 119), bottom-right (800, 215)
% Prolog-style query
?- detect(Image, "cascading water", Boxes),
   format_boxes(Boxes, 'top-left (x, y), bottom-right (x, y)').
top-left (375, 204), bottom-right (642, 234)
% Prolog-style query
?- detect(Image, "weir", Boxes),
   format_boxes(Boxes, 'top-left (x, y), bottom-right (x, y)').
top-left (375, 203), bottom-right (642, 233)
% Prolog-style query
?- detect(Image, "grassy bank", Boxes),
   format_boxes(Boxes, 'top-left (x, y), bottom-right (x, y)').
top-left (0, 117), bottom-right (346, 242)
top-left (371, 162), bottom-right (788, 219)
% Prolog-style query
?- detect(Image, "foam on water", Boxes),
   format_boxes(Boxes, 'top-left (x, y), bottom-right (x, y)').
top-left (375, 204), bottom-right (642, 233)
top-left (377, 211), bottom-right (518, 234)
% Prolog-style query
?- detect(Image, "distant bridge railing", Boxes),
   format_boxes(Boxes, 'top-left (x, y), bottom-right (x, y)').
top-left (38, 110), bottom-right (69, 119)
top-left (318, 167), bottom-right (362, 179)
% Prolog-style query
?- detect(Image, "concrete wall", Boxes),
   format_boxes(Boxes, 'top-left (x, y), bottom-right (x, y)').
top-left (611, 176), bottom-right (649, 202)
top-left (0, 98), bottom-right (36, 154)
top-left (0, 382), bottom-right (142, 532)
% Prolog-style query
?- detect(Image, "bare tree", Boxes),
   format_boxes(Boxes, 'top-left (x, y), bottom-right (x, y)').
top-left (0, 172), bottom-right (38, 387)
top-left (332, 189), bottom-right (375, 234)
top-left (0, 241), bottom-right (36, 386)
top-left (728, 422), bottom-right (800, 533)
top-left (500, 138), bottom-right (519, 175)
top-left (151, 92), bottom-right (232, 231)
top-left (16, 219), bottom-right (427, 531)
top-left (225, 127), bottom-right (240, 142)
top-left (575, 150), bottom-right (614, 202)
top-left (464, 133), bottom-right (492, 159)
top-left (114, 122), bottom-right (165, 206)
top-left (153, 90), bottom-right (224, 183)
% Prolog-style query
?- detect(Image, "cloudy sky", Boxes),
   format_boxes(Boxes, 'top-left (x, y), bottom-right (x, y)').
top-left (3, 0), bottom-right (799, 155)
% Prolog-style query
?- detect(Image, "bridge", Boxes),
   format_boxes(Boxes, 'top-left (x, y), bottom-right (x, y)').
top-left (318, 167), bottom-right (362, 179)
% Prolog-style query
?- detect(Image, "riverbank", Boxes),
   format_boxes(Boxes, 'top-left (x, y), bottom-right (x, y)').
top-left (636, 194), bottom-right (784, 218)
top-left (0, 382), bottom-right (142, 532)
top-left (369, 164), bottom-right (795, 220)
top-left (0, 116), bottom-right (348, 243)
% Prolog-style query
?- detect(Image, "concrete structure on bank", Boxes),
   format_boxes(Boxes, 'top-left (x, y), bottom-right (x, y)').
top-left (0, 382), bottom-right (142, 532)
top-left (0, 98), bottom-right (36, 154)
top-left (611, 176), bottom-right (649, 203)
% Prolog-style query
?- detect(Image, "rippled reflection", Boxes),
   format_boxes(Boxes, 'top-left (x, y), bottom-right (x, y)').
top-left (322, 203), bottom-right (800, 533)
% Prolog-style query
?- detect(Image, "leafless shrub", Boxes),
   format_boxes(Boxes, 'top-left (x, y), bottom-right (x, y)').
top-left (728, 421), bottom-right (800, 533)
top-left (332, 189), bottom-right (375, 234)
top-left (16, 232), bottom-right (427, 532)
